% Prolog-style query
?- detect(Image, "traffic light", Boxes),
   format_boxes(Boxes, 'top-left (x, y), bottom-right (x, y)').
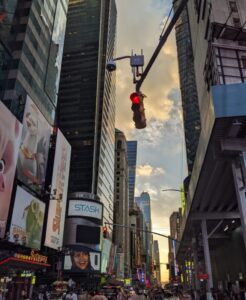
top-left (102, 226), bottom-right (108, 239)
top-left (130, 92), bottom-right (146, 129)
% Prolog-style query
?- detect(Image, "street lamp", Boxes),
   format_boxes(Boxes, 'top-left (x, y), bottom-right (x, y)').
top-left (162, 189), bottom-right (183, 193)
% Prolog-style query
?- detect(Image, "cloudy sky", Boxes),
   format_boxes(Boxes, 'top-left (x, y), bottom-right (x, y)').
top-left (115, 0), bottom-right (188, 282)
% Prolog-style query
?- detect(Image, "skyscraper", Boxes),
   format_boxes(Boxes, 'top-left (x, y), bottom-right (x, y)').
top-left (153, 240), bottom-right (161, 284)
top-left (127, 141), bottom-right (137, 209)
top-left (114, 129), bottom-right (130, 278)
top-left (1, 0), bottom-right (68, 124)
top-left (173, 0), bottom-right (201, 174)
top-left (135, 192), bottom-right (153, 281)
top-left (58, 0), bottom-right (117, 226)
top-left (175, 0), bottom-right (246, 293)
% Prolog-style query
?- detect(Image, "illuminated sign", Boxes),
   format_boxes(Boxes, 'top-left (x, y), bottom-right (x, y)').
top-left (68, 200), bottom-right (103, 220)
top-left (15, 250), bottom-right (48, 264)
top-left (45, 130), bottom-right (71, 249)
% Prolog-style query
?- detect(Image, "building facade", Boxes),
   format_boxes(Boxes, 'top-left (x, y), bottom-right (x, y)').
top-left (135, 192), bottom-right (153, 283)
top-left (1, 0), bottom-right (68, 124)
top-left (114, 129), bottom-right (130, 278)
top-left (173, 0), bottom-right (201, 175)
top-left (175, 0), bottom-right (246, 296)
top-left (57, 0), bottom-right (117, 277)
top-left (168, 211), bottom-right (180, 283)
top-left (153, 240), bottom-right (161, 284)
top-left (0, 1), bottom-right (71, 298)
top-left (127, 141), bottom-right (137, 209)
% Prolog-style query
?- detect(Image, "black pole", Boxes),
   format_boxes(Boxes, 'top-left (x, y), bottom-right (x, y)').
top-left (104, 222), bottom-right (180, 243)
top-left (135, 0), bottom-right (189, 92)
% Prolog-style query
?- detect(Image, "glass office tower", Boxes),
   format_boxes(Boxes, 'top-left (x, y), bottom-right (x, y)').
top-left (58, 0), bottom-right (117, 225)
top-left (1, 0), bottom-right (68, 124)
top-left (173, 0), bottom-right (201, 174)
top-left (127, 141), bottom-right (137, 209)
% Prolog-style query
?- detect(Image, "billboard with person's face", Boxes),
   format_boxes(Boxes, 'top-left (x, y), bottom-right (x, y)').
top-left (45, 129), bottom-right (71, 249)
top-left (9, 186), bottom-right (45, 249)
top-left (0, 101), bottom-right (23, 238)
top-left (64, 251), bottom-right (101, 272)
top-left (17, 95), bottom-right (52, 194)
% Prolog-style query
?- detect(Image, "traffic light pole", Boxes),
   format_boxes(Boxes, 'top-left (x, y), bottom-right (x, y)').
top-left (135, 0), bottom-right (189, 92)
top-left (104, 222), bottom-right (180, 243)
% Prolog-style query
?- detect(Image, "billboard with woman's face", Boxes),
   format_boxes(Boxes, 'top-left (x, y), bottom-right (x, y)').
top-left (17, 95), bottom-right (52, 194)
top-left (9, 186), bottom-right (45, 249)
top-left (0, 102), bottom-right (23, 238)
top-left (64, 251), bottom-right (101, 272)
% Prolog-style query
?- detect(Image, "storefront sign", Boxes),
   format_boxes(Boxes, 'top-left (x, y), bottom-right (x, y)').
top-left (15, 250), bottom-right (48, 264)
top-left (68, 200), bottom-right (103, 220)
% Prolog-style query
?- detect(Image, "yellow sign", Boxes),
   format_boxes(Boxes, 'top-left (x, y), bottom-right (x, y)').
top-left (15, 250), bottom-right (48, 264)
top-left (124, 278), bottom-right (131, 285)
top-left (180, 187), bottom-right (185, 216)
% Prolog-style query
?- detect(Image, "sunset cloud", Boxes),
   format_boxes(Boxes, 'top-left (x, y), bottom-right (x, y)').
top-left (137, 164), bottom-right (165, 177)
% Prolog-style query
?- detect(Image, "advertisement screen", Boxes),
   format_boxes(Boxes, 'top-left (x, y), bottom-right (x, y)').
top-left (76, 225), bottom-right (101, 244)
top-left (10, 186), bottom-right (45, 249)
top-left (68, 200), bottom-right (103, 220)
top-left (45, 129), bottom-right (71, 249)
top-left (17, 95), bottom-right (52, 194)
top-left (64, 251), bottom-right (100, 272)
top-left (0, 102), bottom-right (23, 238)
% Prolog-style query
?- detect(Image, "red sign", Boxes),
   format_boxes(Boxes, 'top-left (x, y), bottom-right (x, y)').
top-left (197, 273), bottom-right (209, 280)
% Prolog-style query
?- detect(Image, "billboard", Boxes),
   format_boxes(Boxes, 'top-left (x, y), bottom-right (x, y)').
top-left (68, 200), bottom-right (103, 220)
top-left (64, 251), bottom-right (101, 272)
top-left (0, 102), bottom-right (23, 238)
top-left (9, 186), bottom-right (45, 249)
top-left (45, 129), bottom-right (71, 249)
top-left (17, 95), bottom-right (52, 194)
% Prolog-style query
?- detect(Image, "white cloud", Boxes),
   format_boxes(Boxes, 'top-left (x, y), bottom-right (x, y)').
top-left (136, 164), bottom-right (165, 177)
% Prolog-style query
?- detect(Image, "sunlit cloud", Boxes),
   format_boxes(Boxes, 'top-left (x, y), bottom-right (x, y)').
top-left (137, 164), bottom-right (165, 177)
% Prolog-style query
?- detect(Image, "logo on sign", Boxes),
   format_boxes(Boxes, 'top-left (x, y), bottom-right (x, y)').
top-left (68, 200), bottom-right (102, 220)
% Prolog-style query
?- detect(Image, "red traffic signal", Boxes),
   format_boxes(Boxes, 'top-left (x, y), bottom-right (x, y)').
top-left (102, 226), bottom-right (108, 239)
top-left (130, 92), bottom-right (146, 129)
top-left (130, 92), bottom-right (141, 104)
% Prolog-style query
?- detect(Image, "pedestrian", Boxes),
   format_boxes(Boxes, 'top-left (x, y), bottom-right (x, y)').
top-left (65, 291), bottom-right (78, 300)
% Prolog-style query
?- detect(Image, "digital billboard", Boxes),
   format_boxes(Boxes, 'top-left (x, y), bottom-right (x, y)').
top-left (17, 95), bottom-right (52, 194)
top-left (9, 186), bottom-right (45, 249)
top-left (0, 102), bottom-right (23, 238)
top-left (68, 200), bottom-right (103, 220)
top-left (45, 129), bottom-right (71, 249)
top-left (64, 251), bottom-right (101, 272)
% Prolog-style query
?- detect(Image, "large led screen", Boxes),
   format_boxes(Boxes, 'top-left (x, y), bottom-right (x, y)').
top-left (64, 251), bottom-right (100, 272)
top-left (45, 129), bottom-right (71, 249)
top-left (0, 102), bottom-right (23, 238)
top-left (17, 95), bottom-right (52, 194)
top-left (10, 186), bottom-right (45, 249)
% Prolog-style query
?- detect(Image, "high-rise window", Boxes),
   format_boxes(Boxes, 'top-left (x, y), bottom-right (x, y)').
top-left (242, 56), bottom-right (246, 69)
top-left (229, 1), bottom-right (238, 12)
top-left (233, 17), bottom-right (241, 27)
